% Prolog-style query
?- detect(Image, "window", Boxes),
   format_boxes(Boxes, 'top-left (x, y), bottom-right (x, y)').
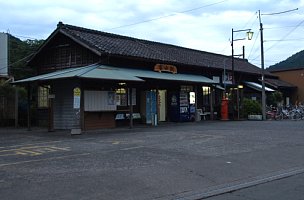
top-left (116, 88), bottom-right (127, 106)
top-left (202, 86), bottom-right (210, 106)
top-left (181, 85), bottom-right (193, 92)
top-left (115, 88), bottom-right (136, 107)
top-left (38, 86), bottom-right (49, 108)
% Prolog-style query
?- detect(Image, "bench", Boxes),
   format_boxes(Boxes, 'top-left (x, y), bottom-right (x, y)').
top-left (197, 109), bottom-right (217, 120)
top-left (115, 113), bottom-right (141, 120)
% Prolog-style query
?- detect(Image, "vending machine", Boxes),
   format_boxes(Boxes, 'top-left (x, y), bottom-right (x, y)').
top-left (145, 90), bottom-right (157, 125)
top-left (168, 91), bottom-right (196, 122)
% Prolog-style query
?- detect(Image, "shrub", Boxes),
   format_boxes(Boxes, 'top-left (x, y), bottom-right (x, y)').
top-left (243, 98), bottom-right (262, 115)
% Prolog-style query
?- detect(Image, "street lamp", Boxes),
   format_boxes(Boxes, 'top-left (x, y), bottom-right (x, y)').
top-left (231, 28), bottom-right (253, 120)
top-left (231, 28), bottom-right (253, 84)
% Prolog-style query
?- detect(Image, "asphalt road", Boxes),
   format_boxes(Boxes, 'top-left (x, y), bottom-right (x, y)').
top-left (0, 120), bottom-right (304, 200)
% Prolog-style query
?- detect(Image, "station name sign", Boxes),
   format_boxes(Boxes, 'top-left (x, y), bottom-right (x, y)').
top-left (154, 64), bottom-right (177, 74)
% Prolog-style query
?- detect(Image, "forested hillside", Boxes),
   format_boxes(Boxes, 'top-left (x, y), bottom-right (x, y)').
top-left (268, 50), bottom-right (304, 71)
top-left (8, 35), bottom-right (44, 79)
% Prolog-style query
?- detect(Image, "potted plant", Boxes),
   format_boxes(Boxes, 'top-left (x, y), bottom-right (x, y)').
top-left (243, 98), bottom-right (262, 120)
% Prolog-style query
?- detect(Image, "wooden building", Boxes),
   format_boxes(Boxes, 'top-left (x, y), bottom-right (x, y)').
top-left (14, 22), bottom-right (279, 131)
top-left (267, 66), bottom-right (303, 105)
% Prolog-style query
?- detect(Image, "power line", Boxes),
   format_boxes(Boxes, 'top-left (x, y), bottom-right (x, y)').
top-left (10, 34), bottom-right (39, 40)
top-left (104, 0), bottom-right (228, 31)
top-left (265, 38), bottom-right (304, 42)
top-left (263, 18), bottom-right (304, 55)
top-left (247, 28), bottom-right (260, 60)
top-left (251, 8), bottom-right (301, 61)
top-left (220, 11), bottom-right (258, 54)
top-left (261, 8), bottom-right (299, 16)
top-left (264, 24), bottom-right (304, 30)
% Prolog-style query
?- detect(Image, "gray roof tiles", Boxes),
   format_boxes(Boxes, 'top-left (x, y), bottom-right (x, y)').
top-left (52, 22), bottom-right (274, 76)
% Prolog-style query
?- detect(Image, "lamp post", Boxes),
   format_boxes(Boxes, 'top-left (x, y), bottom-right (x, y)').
top-left (231, 28), bottom-right (253, 120)
top-left (231, 28), bottom-right (254, 84)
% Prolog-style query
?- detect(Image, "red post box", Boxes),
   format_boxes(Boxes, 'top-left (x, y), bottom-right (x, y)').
top-left (221, 98), bottom-right (229, 120)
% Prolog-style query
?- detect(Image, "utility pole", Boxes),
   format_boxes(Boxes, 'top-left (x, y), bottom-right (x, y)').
top-left (258, 10), bottom-right (266, 120)
top-left (258, 8), bottom-right (298, 120)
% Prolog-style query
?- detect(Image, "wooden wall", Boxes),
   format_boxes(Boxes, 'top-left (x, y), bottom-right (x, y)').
top-left (84, 112), bottom-right (115, 130)
top-left (30, 33), bottom-right (100, 74)
top-left (53, 80), bottom-right (81, 129)
top-left (272, 69), bottom-right (304, 103)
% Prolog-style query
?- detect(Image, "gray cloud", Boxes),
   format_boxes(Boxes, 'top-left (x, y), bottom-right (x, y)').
top-left (0, 0), bottom-right (303, 67)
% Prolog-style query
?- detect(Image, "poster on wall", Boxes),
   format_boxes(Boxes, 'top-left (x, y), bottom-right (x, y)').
top-left (84, 90), bottom-right (117, 111)
top-left (179, 92), bottom-right (188, 106)
top-left (73, 87), bottom-right (81, 109)
top-left (108, 91), bottom-right (115, 105)
top-left (223, 72), bottom-right (232, 84)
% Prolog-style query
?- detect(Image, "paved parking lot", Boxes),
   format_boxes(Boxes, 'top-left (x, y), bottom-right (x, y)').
top-left (0, 120), bottom-right (304, 200)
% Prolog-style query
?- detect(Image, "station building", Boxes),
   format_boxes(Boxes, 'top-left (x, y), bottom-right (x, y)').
top-left (14, 22), bottom-right (287, 131)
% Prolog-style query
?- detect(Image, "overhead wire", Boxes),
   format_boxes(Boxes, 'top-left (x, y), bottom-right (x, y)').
top-left (261, 8), bottom-right (299, 16)
top-left (264, 24), bottom-right (304, 30)
top-left (250, 9), bottom-right (302, 62)
top-left (3, 1), bottom-right (232, 76)
top-left (247, 27), bottom-right (260, 61)
top-left (105, 0), bottom-right (230, 66)
top-left (104, 0), bottom-right (228, 31)
top-left (264, 18), bottom-right (304, 52)
top-left (219, 11), bottom-right (258, 55)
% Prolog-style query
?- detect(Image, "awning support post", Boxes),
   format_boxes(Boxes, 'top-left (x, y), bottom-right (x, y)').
top-left (210, 86), bottom-right (214, 120)
top-left (15, 88), bottom-right (19, 128)
top-left (48, 85), bottom-right (54, 132)
top-left (27, 83), bottom-right (31, 131)
top-left (129, 88), bottom-right (133, 129)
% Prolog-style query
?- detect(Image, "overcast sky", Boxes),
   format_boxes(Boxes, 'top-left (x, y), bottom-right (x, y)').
top-left (1, 0), bottom-right (304, 68)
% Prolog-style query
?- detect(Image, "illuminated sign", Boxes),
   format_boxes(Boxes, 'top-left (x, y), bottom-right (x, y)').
top-left (154, 64), bottom-right (177, 74)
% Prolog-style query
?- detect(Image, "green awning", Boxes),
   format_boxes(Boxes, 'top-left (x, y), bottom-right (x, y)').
top-left (97, 65), bottom-right (216, 84)
top-left (13, 64), bottom-right (216, 84)
top-left (13, 64), bottom-right (144, 83)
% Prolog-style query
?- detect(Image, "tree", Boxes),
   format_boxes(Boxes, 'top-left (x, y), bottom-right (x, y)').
top-left (268, 50), bottom-right (304, 71)
top-left (8, 35), bottom-right (44, 79)
top-left (267, 91), bottom-right (283, 106)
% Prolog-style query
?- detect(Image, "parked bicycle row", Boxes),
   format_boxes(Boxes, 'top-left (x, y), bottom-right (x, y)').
top-left (266, 105), bottom-right (304, 120)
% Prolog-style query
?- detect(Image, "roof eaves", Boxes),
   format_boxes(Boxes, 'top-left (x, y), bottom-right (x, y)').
top-left (27, 28), bottom-right (61, 66)
top-left (268, 66), bottom-right (304, 73)
top-left (59, 29), bottom-right (102, 57)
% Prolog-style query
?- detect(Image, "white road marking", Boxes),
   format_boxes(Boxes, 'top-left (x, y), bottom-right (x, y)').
top-left (0, 153), bottom-right (91, 168)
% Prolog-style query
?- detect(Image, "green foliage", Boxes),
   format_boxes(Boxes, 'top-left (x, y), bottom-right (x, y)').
top-left (268, 50), bottom-right (304, 71)
top-left (243, 98), bottom-right (262, 115)
top-left (0, 80), bottom-right (15, 97)
top-left (8, 35), bottom-right (44, 79)
top-left (0, 80), bottom-right (26, 100)
top-left (267, 91), bottom-right (283, 106)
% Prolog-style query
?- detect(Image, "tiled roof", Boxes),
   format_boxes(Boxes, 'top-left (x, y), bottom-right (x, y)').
top-left (264, 78), bottom-right (296, 89)
top-left (56, 22), bottom-right (272, 76)
top-left (267, 65), bottom-right (304, 72)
